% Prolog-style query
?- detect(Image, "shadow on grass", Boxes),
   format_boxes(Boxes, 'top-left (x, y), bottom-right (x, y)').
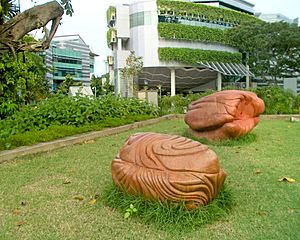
top-left (182, 128), bottom-right (257, 147)
top-left (101, 183), bottom-right (234, 232)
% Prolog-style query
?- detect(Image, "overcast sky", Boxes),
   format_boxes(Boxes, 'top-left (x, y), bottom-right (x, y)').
top-left (20, 0), bottom-right (300, 76)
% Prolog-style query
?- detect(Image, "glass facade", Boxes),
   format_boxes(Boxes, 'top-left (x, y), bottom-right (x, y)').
top-left (53, 55), bottom-right (82, 65)
top-left (130, 11), bottom-right (153, 28)
top-left (53, 66), bottom-right (82, 79)
top-left (52, 47), bottom-right (82, 58)
top-left (51, 47), bottom-right (84, 81)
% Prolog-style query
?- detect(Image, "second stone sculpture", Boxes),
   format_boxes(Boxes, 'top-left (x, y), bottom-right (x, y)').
top-left (185, 90), bottom-right (265, 140)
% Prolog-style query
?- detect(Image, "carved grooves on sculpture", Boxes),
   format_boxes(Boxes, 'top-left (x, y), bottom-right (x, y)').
top-left (112, 133), bottom-right (226, 209)
top-left (185, 90), bottom-right (265, 140)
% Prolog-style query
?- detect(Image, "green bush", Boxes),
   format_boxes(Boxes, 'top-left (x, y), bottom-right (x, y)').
top-left (252, 86), bottom-right (300, 114)
top-left (0, 115), bottom-right (152, 150)
top-left (159, 47), bottom-right (242, 64)
top-left (157, 0), bottom-right (260, 26)
top-left (0, 94), bottom-right (158, 150)
top-left (158, 91), bottom-right (214, 115)
top-left (0, 53), bottom-right (48, 119)
top-left (158, 87), bottom-right (300, 115)
top-left (158, 23), bottom-right (233, 45)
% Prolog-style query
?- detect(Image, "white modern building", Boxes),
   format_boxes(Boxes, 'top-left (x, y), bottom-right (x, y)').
top-left (107, 0), bottom-right (257, 97)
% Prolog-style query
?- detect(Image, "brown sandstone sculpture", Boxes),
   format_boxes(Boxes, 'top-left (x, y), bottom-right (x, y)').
top-left (112, 133), bottom-right (227, 210)
top-left (185, 90), bottom-right (265, 140)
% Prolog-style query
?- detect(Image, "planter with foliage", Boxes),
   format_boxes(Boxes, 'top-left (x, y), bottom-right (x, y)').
top-left (106, 28), bottom-right (116, 48)
top-left (158, 23), bottom-right (234, 46)
top-left (106, 6), bottom-right (116, 25)
top-left (159, 47), bottom-right (242, 65)
top-left (157, 0), bottom-right (260, 26)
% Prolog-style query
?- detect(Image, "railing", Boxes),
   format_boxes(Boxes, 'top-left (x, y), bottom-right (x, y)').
top-left (158, 13), bottom-right (237, 30)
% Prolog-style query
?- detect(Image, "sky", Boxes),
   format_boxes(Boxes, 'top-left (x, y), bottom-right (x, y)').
top-left (20, 0), bottom-right (300, 76)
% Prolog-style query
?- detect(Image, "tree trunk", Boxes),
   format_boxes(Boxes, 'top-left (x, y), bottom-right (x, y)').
top-left (0, 1), bottom-right (64, 57)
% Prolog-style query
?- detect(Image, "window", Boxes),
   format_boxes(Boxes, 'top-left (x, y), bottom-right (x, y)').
top-left (53, 55), bottom-right (82, 65)
top-left (144, 11), bottom-right (152, 25)
top-left (53, 67), bottom-right (82, 78)
top-left (130, 11), bottom-right (153, 28)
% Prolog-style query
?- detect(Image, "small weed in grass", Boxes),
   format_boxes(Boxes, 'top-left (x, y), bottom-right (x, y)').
top-left (102, 183), bottom-right (233, 231)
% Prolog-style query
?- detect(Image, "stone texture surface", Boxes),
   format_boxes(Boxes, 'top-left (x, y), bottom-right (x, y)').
top-left (112, 133), bottom-right (227, 209)
top-left (185, 90), bottom-right (265, 140)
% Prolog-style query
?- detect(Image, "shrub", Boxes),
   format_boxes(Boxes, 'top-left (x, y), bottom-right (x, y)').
top-left (0, 94), bottom-right (158, 149)
top-left (158, 87), bottom-right (300, 115)
top-left (158, 90), bottom-right (214, 115)
top-left (0, 53), bottom-right (48, 119)
top-left (252, 86), bottom-right (300, 114)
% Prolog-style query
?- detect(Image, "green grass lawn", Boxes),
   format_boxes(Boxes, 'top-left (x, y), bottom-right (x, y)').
top-left (0, 119), bottom-right (299, 240)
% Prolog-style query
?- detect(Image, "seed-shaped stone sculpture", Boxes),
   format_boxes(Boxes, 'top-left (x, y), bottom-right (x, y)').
top-left (112, 132), bottom-right (226, 210)
top-left (185, 90), bottom-right (265, 140)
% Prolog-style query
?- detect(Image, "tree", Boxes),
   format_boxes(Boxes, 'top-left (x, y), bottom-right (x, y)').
top-left (90, 74), bottom-right (114, 97)
top-left (0, 52), bottom-right (48, 118)
top-left (0, 0), bottom-right (19, 25)
top-left (0, 0), bottom-right (73, 58)
top-left (227, 21), bottom-right (300, 83)
top-left (56, 74), bottom-right (82, 95)
top-left (121, 51), bottom-right (143, 97)
top-left (0, 0), bottom-right (74, 117)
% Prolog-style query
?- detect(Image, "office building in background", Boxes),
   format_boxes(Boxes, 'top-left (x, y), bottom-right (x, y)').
top-left (44, 34), bottom-right (98, 92)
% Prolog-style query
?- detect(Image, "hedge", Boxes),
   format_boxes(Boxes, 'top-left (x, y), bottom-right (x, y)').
top-left (157, 0), bottom-right (260, 26)
top-left (158, 47), bottom-right (242, 64)
top-left (158, 86), bottom-right (300, 115)
top-left (158, 22), bottom-right (233, 45)
top-left (0, 94), bottom-right (158, 150)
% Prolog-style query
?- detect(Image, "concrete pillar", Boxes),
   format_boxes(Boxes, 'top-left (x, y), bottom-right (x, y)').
top-left (171, 68), bottom-right (176, 96)
top-left (284, 78), bottom-right (298, 94)
top-left (246, 65), bottom-right (250, 89)
top-left (118, 38), bottom-right (122, 50)
top-left (115, 69), bottom-right (121, 96)
top-left (217, 72), bottom-right (222, 91)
